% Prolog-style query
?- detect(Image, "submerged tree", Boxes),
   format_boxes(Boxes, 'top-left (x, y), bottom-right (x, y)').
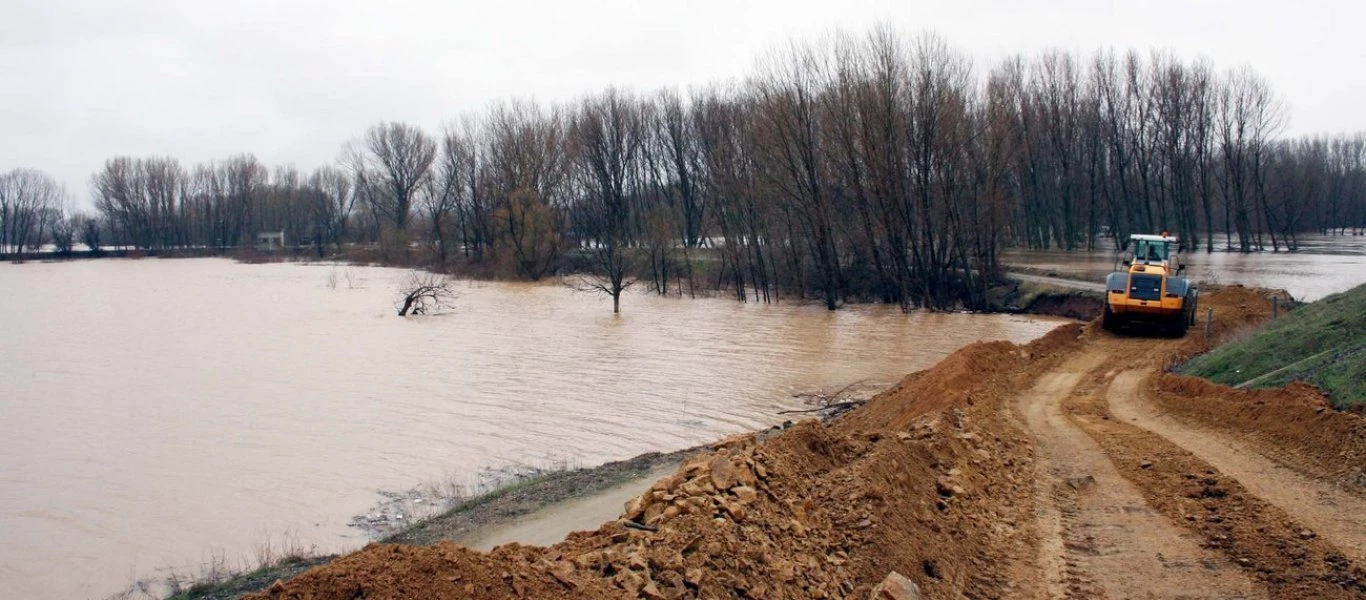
top-left (395, 271), bottom-right (456, 316)
top-left (62, 25), bottom-right (1366, 310)
top-left (571, 89), bottom-right (646, 313)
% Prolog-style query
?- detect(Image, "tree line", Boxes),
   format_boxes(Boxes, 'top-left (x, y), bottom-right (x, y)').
top-left (6, 28), bottom-right (1365, 310)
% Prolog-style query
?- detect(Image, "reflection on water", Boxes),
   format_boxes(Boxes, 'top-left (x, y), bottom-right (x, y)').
top-left (1003, 234), bottom-right (1366, 301)
top-left (0, 259), bottom-right (1063, 599)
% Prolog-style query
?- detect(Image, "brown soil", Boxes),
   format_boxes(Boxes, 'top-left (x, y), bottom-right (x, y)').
top-left (986, 277), bottom-right (1106, 320)
top-left (1148, 375), bottom-right (1366, 493)
top-left (1110, 371), bottom-right (1366, 563)
top-left (1023, 291), bottom-right (1105, 320)
top-left (1014, 348), bottom-right (1266, 598)
top-left (248, 286), bottom-right (1364, 600)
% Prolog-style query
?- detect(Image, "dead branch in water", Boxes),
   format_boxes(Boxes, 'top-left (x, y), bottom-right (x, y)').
top-left (790, 378), bottom-right (874, 405)
top-left (778, 401), bottom-right (865, 415)
top-left (782, 379), bottom-right (877, 419)
top-left (396, 271), bottom-right (456, 316)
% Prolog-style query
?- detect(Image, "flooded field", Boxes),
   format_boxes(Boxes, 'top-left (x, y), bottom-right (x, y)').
top-left (0, 259), bottom-right (1064, 599)
top-left (1003, 234), bottom-right (1366, 301)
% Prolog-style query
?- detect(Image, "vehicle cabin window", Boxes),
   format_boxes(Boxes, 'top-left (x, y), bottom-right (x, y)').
top-left (1135, 240), bottom-right (1168, 262)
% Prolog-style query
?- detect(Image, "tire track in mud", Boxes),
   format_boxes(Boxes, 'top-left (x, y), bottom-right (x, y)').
top-left (1063, 336), bottom-right (1366, 598)
top-left (1017, 348), bottom-right (1266, 599)
top-left (1107, 369), bottom-right (1366, 563)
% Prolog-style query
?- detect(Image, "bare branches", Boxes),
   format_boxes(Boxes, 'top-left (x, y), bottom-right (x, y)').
top-left (362, 122), bottom-right (437, 232)
top-left (0, 169), bottom-right (65, 256)
top-left (395, 271), bottom-right (456, 316)
top-left (34, 26), bottom-right (1362, 292)
top-left (781, 379), bottom-right (879, 420)
top-left (570, 88), bottom-right (648, 313)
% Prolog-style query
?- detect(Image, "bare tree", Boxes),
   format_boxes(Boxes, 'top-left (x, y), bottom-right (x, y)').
top-left (751, 39), bottom-right (843, 310)
top-left (487, 101), bottom-right (571, 278)
top-left (1, 169), bottom-right (65, 257)
top-left (76, 212), bottom-right (103, 254)
top-left (50, 212), bottom-right (76, 255)
top-left (363, 122), bottom-right (437, 231)
top-left (307, 165), bottom-right (354, 252)
top-left (424, 123), bottom-right (475, 263)
top-left (1216, 67), bottom-right (1283, 251)
top-left (571, 89), bottom-right (646, 313)
top-left (395, 271), bottom-right (456, 316)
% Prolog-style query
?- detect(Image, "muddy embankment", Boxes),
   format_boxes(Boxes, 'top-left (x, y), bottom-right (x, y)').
top-left (249, 326), bottom-right (1085, 600)
top-left (987, 277), bottom-right (1105, 320)
top-left (244, 284), bottom-right (1361, 600)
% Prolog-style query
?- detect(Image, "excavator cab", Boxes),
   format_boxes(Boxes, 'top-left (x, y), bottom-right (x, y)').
top-left (1103, 233), bottom-right (1197, 336)
top-left (1134, 238), bottom-right (1169, 264)
top-left (1124, 236), bottom-right (1184, 271)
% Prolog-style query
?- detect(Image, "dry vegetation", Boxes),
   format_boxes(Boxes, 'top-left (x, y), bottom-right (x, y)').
top-left (236, 287), bottom-right (1364, 599)
top-left (7, 27), bottom-right (1364, 311)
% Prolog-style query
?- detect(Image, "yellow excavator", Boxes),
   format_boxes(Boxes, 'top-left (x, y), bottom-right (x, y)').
top-left (1102, 233), bottom-right (1198, 336)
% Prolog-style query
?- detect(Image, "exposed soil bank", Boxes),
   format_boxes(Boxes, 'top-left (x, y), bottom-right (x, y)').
top-left (242, 284), bottom-right (1364, 599)
top-left (987, 277), bottom-right (1106, 320)
top-left (1179, 282), bottom-right (1366, 410)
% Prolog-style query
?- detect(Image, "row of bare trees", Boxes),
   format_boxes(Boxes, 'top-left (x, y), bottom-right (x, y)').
top-left (12, 28), bottom-right (1364, 309)
top-left (88, 154), bottom-right (358, 255)
top-left (0, 169), bottom-right (76, 257)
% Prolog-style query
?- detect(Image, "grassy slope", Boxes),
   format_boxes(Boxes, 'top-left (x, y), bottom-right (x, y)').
top-left (1180, 283), bottom-right (1366, 409)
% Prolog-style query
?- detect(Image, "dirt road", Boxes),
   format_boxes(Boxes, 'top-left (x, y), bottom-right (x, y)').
top-left (1107, 369), bottom-right (1366, 564)
top-left (1017, 348), bottom-right (1266, 598)
top-left (249, 286), bottom-right (1363, 600)
top-left (1016, 329), bottom-right (1364, 598)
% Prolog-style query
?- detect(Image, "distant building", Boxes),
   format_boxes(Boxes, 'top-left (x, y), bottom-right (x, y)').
top-left (255, 231), bottom-right (285, 251)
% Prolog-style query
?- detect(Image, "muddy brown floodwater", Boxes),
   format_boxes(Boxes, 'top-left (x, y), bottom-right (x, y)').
top-left (1004, 233), bottom-right (1366, 301)
top-left (0, 258), bottom-right (1064, 600)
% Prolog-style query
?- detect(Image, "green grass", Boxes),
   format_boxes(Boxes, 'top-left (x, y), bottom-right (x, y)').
top-left (1180, 283), bottom-right (1366, 409)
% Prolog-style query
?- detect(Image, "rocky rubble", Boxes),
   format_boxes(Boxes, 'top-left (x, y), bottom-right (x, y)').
top-left (249, 325), bottom-right (1087, 600)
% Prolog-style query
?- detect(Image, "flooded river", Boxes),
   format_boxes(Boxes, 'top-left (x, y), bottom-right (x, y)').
top-left (0, 259), bottom-right (1064, 599)
top-left (1003, 234), bottom-right (1366, 301)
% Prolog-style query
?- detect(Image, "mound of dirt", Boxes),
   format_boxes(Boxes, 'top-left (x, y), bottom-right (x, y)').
top-left (247, 286), bottom-right (1359, 600)
top-left (1168, 284), bottom-right (1295, 363)
top-left (1143, 284), bottom-right (1366, 491)
top-left (253, 543), bottom-right (621, 599)
top-left (250, 326), bottom-right (1087, 600)
top-left (843, 323), bottom-right (1084, 432)
top-left (1150, 374), bottom-right (1366, 492)
top-left (1024, 292), bottom-right (1103, 320)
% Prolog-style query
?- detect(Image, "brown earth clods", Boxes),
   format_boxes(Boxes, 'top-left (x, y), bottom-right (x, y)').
top-left (1148, 375), bottom-right (1366, 493)
top-left (249, 286), bottom-right (1364, 600)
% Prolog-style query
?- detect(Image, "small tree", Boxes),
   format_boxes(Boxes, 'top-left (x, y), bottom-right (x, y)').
top-left (78, 214), bottom-right (102, 255)
top-left (575, 240), bottom-right (634, 314)
top-left (396, 271), bottom-right (456, 316)
top-left (50, 215), bottom-right (76, 255)
top-left (571, 89), bottom-right (644, 313)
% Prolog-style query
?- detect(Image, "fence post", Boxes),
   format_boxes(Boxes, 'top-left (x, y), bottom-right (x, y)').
top-left (1204, 308), bottom-right (1214, 340)
top-left (1272, 297), bottom-right (1279, 320)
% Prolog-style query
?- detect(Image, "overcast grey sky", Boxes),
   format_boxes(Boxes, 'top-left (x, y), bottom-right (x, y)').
top-left (2, 0), bottom-right (1360, 206)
